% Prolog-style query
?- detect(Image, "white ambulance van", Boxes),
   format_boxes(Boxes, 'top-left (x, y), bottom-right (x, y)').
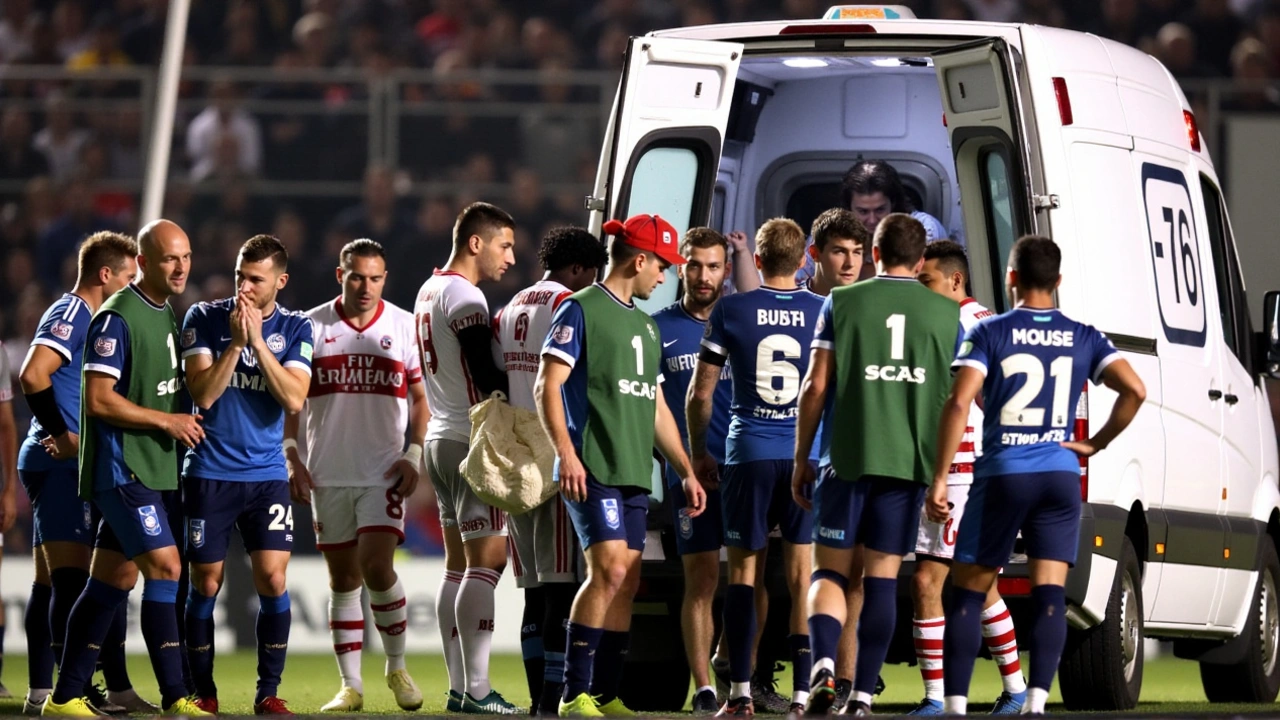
top-left (591, 5), bottom-right (1280, 710)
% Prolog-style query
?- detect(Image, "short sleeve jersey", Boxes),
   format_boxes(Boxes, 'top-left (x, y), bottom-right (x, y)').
top-left (653, 302), bottom-right (731, 485)
top-left (304, 299), bottom-right (422, 487)
top-left (179, 298), bottom-right (314, 482)
top-left (701, 286), bottom-right (825, 464)
top-left (82, 307), bottom-right (138, 490)
top-left (415, 270), bottom-right (492, 443)
top-left (948, 298), bottom-right (995, 485)
top-left (19, 294), bottom-right (92, 471)
top-left (496, 279), bottom-right (572, 412)
top-left (953, 307), bottom-right (1119, 478)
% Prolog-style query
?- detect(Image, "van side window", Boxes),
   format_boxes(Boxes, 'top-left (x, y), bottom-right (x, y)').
top-left (1200, 175), bottom-right (1253, 372)
top-left (980, 148), bottom-right (1017, 308)
top-left (625, 146), bottom-right (701, 231)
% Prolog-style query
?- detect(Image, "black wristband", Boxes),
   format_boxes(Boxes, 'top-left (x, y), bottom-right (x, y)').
top-left (24, 386), bottom-right (68, 438)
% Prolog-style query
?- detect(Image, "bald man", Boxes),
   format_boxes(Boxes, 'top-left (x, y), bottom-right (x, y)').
top-left (43, 220), bottom-right (212, 718)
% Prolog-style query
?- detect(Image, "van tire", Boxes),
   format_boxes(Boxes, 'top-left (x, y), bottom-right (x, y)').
top-left (1059, 535), bottom-right (1144, 710)
top-left (1199, 540), bottom-right (1280, 703)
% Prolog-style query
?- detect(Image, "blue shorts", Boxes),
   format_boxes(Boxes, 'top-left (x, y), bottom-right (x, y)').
top-left (564, 476), bottom-right (648, 552)
top-left (94, 481), bottom-right (180, 560)
top-left (812, 466), bottom-right (925, 554)
top-left (956, 471), bottom-right (1082, 568)
top-left (721, 459), bottom-right (813, 550)
top-left (20, 468), bottom-right (98, 547)
top-left (668, 476), bottom-right (723, 556)
top-left (182, 477), bottom-right (294, 563)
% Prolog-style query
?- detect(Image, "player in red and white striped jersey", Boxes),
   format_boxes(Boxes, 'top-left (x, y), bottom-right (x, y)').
top-left (414, 202), bottom-right (519, 714)
top-left (494, 227), bottom-right (605, 714)
top-left (911, 241), bottom-right (1026, 715)
top-left (283, 240), bottom-right (428, 713)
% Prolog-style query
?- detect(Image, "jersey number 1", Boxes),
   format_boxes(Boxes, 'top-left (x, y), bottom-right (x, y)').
top-left (166, 334), bottom-right (177, 368)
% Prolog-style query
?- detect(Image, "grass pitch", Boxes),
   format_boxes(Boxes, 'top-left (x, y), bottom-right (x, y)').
top-left (0, 653), bottom-right (1276, 715)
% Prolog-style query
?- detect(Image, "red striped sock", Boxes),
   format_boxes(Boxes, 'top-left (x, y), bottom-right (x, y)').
top-left (329, 588), bottom-right (364, 694)
top-left (370, 579), bottom-right (409, 674)
top-left (981, 600), bottom-right (1027, 694)
top-left (913, 616), bottom-right (945, 701)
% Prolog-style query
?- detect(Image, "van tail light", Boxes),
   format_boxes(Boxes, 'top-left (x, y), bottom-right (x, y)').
top-left (1075, 383), bottom-right (1089, 501)
top-left (997, 577), bottom-right (1033, 597)
top-left (1053, 77), bottom-right (1073, 126)
top-left (942, 112), bottom-right (947, 127)
top-left (780, 23), bottom-right (877, 34)
top-left (1184, 110), bottom-right (1201, 152)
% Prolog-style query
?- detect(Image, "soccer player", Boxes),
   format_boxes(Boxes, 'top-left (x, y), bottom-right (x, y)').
top-left (416, 202), bottom-right (518, 714)
top-left (495, 226), bottom-right (606, 714)
top-left (652, 227), bottom-right (733, 714)
top-left (17, 232), bottom-right (155, 714)
top-left (935, 236), bottom-right (1145, 715)
top-left (689, 218), bottom-right (822, 717)
top-left (286, 239), bottom-right (427, 713)
top-left (43, 219), bottom-right (208, 717)
top-left (180, 234), bottom-right (313, 715)
top-left (793, 214), bottom-right (961, 717)
top-left (536, 213), bottom-right (706, 718)
top-left (909, 240), bottom-right (1026, 715)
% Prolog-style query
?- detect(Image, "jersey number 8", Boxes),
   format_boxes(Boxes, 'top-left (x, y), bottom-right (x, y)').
top-left (416, 312), bottom-right (438, 375)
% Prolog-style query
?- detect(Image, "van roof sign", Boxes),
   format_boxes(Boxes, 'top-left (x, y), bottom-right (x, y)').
top-left (822, 6), bottom-right (916, 19)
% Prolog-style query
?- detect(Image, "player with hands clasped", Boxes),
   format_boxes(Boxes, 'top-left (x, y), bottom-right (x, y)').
top-left (934, 236), bottom-right (1145, 716)
top-left (536, 214), bottom-right (705, 718)
top-left (285, 239), bottom-right (428, 713)
top-left (179, 235), bottom-right (313, 715)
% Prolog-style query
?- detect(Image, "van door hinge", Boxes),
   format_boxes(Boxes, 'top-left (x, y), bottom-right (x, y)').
top-left (1033, 194), bottom-right (1060, 210)
top-left (584, 195), bottom-right (606, 212)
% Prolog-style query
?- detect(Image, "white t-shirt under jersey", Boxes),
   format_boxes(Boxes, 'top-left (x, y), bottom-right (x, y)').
top-left (495, 279), bottom-right (573, 413)
top-left (415, 269), bottom-right (492, 444)
top-left (950, 297), bottom-right (995, 485)
top-left (303, 298), bottom-right (422, 487)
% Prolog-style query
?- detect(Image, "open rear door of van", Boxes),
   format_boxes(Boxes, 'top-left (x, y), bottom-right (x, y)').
top-left (590, 37), bottom-right (742, 238)
top-left (931, 37), bottom-right (1038, 308)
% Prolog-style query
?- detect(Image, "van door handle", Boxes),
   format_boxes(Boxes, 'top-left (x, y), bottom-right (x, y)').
top-left (1209, 389), bottom-right (1223, 400)
top-left (1225, 393), bottom-right (1240, 405)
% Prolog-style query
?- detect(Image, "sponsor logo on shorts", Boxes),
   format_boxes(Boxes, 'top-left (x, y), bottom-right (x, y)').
top-left (94, 337), bottom-right (117, 357)
top-left (678, 508), bottom-right (693, 540)
top-left (460, 519), bottom-right (487, 533)
top-left (726, 529), bottom-right (741, 540)
top-left (52, 321), bottom-right (73, 341)
top-left (138, 505), bottom-right (162, 537)
top-left (188, 518), bottom-right (205, 548)
top-left (818, 526), bottom-right (846, 541)
top-left (267, 333), bottom-right (286, 353)
top-left (602, 498), bottom-right (620, 530)
top-left (82, 502), bottom-right (92, 531)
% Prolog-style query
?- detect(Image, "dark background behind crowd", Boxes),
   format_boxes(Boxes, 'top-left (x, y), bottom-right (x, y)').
top-left (0, 0), bottom-right (1277, 552)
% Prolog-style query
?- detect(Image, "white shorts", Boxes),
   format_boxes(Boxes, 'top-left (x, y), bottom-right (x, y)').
top-left (426, 439), bottom-right (507, 542)
top-left (507, 493), bottom-right (579, 589)
top-left (311, 485), bottom-right (406, 551)
top-left (915, 484), bottom-right (971, 560)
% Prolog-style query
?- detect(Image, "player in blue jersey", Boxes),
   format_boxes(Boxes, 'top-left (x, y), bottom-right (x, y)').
top-left (932, 236), bottom-right (1146, 715)
top-left (690, 218), bottom-right (823, 717)
top-left (16, 232), bottom-right (156, 714)
top-left (179, 234), bottom-right (314, 715)
top-left (652, 227), bottom-right (735, 713)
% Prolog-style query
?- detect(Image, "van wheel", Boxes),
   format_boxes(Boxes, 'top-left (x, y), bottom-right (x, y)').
top-left (1058, 535), bottom-right (1144, 710)
top-left (1199, 540), bottom-right (1280, 703)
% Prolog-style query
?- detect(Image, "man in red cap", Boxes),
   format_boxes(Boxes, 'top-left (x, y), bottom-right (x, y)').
top-left (536, 214), bottom-right (707, 717)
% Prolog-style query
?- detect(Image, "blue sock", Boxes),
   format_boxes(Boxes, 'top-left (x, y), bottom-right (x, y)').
top-left (521, 587), bottom-right (546, 710)
top-left (942, 587), bottom-right (986, 698)
top-left (141, 579), bottom-right (186, 708)
top-left (175, 572), bottom-right (194, 696)
top-left (185, 587), bottom-right (218, 698)
top-left (561, 622), bottom-right (603, 701)
top-left (789, 634), bottom-right (812, 694)
top-left (49, 567), bottom-right (89, 668)
top-left (255, 593), bottom-right (290, 704)
top-left (853, 577), bottom-right (897, 696)
top-left (1028, 585), bottom-right (1067, 692)
top-left (51, 579), bottom-right (128, 704)
top-left (808, 613), bottom-right (843, 668)
top-left (100, 601), bottom-right (131, 691)
top-left (541, 582), bottom-right (574, 713)
top-left (724, 583), bottom-right (756, 686)
top-left (25, 583), bottom-right (54, 689)
top-left (590, 630), bottom-right (629, 705)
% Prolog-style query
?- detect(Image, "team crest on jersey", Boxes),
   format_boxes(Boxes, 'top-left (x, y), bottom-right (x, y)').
top-left (182, 328), bottom-right (196, 348)
top-left (551, 325), bottom-right (574, 344)
top-left (138, 505), bottom-right (162, 537)
top-left (601, 498), bottom-right (620, 529)
top-left (380, 335), bottom-right (393, 350)
top-left (188, 518), bottom-right (205, 548)
top-left (267, 333), bottom-right (286, 353)
top-left (52, 321), bottom-right (73, 341)
top-left (814, 313), bottom-right (825, 336)
top-left (94, 337), bottom-right (117, 357)
top-left (678, 508), bottom-right (693, 539)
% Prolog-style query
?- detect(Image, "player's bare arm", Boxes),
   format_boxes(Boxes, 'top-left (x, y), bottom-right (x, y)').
top-left (792, 346), bottom-right (833, 510)
top-left (240, 301), bottom-right (310, 414)
top-left (685, 359), bottom-right (723, 489)
top-left (535, 355), bottom-right (586, 502)
top-left (928, 366), bottom-right (985, 523)
top-left (1061, 359), bottom-right (1146, 458)
top-left (84, 371), bottom-right (204, 448)
top-left (20, 343), bottom-right (79, 459)
top-left (0, 396), bottom-right (17, 531)
top-left (183, 304), bottom-right (250, 409)
top-left (727, 230), bottom-right (761, 292)
top-left (383, 381), bottom-right (427, 497)
top-left (656, 383), bottom-right (705, 518)
top-left (283, 411), bottom-right (311, 504)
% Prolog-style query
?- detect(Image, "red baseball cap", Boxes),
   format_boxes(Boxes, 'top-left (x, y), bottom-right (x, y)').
top-left (603, 214), bottom-right (687, 266)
